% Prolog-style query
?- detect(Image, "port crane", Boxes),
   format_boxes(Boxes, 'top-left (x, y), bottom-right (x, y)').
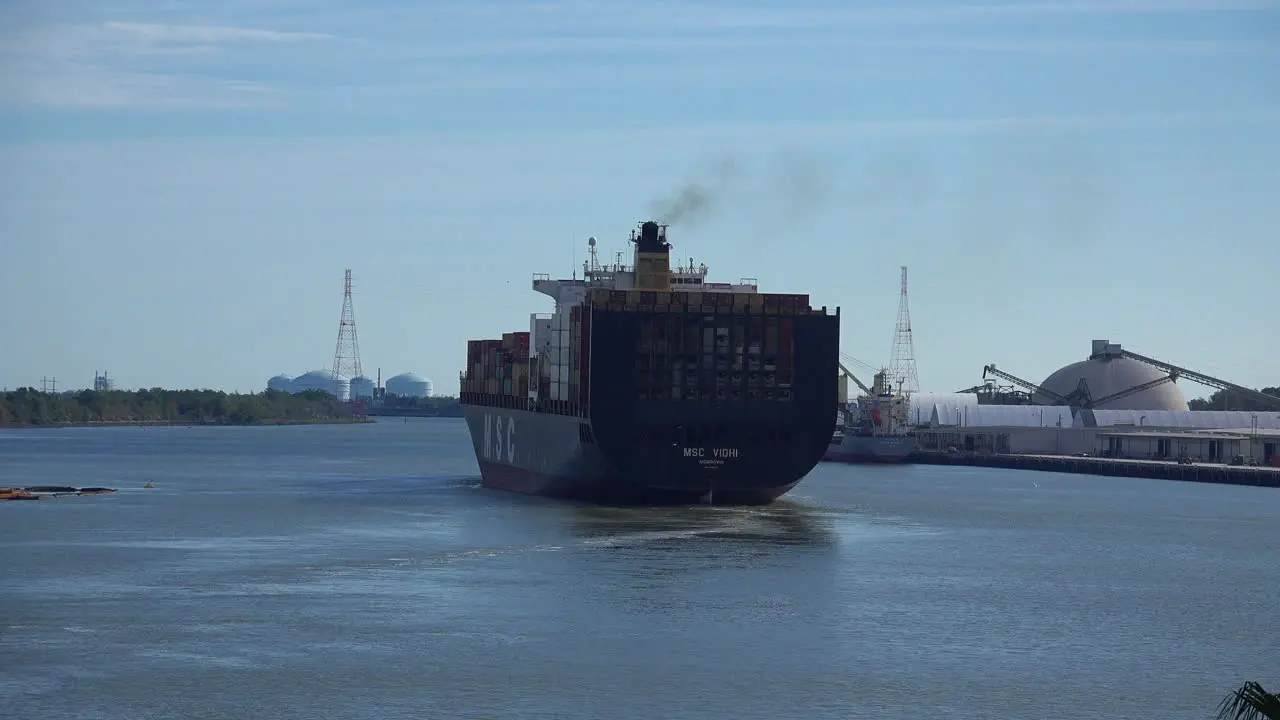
top-left (966, 341), bottom-right (1280, 411)
top-left (838, 352), bottom-right (906, 398)
top-left (838, 357), bottom-right (874, 396)
top-left (979, 363), bottom-right (1180, 410)
top-left (1117, 348), bottom-right (1280, 409)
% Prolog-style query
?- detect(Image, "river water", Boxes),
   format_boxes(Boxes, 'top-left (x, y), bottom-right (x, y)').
top-left (1, 418), bottom-right (1276, 720)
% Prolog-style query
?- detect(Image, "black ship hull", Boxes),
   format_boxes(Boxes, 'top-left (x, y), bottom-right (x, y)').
top-left (461, 405), bottom-right (820, 505)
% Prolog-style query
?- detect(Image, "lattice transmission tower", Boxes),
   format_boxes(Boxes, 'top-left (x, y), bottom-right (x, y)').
top-left (331, 269), bottom-right (363, 394)
top-left (887, 265), bottom-right (920, 395)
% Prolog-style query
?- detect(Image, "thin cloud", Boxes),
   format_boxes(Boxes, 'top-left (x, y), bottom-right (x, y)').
top-left (410, 0), bottom-right (1280, 33)
top-left (885, 36), bottom-right (1279, 56)
top-left (589, 110), bottom-right (1280, 144)
top-left (0, 19), bottom-right (332, 108)
top-left (1, 0), bottom-right (1275, 108)
top-left (0, 57), bottom-right (284, 109)
top-left (101, 22), bottom-right (334, 44)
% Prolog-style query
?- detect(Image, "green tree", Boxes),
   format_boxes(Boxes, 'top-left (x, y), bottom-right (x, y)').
top-left (1216, 681), bottom-right (1280, 720)
top-left (1189, 387), bottom-right (1280, 412)
top-left (0, 387), bottom-right (371, 427)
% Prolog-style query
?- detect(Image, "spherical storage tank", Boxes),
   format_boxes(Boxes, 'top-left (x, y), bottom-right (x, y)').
top-left (291, 370), bottom-right (350, 401)
top-left (385, 372), bottom-right (432, 398)
top-left (348, 375), bottom-right (376, 399)
top-left (267, 374), bottom-right (294, 392)
top-left (1034, 348), bottom-right (1188, 412)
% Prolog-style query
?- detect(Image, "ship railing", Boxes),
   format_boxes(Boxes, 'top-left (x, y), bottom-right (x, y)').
top-left (459, 390), bottom-right (588, 418)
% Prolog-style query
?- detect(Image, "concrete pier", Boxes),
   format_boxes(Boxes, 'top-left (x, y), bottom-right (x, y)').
top-left (911, 451), bottom-right (1280, 489)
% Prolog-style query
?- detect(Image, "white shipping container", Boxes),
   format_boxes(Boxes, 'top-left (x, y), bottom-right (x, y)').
top-left (530, 314), bottom-right (554, 357)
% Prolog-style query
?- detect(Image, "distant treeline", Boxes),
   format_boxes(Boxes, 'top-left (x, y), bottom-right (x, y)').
top-left (374, 394), bottom-right (462, 417)
top-left (1188, 386), bottom-right (1280, 412)
top-left (0, 388), bottom-right (370, 427)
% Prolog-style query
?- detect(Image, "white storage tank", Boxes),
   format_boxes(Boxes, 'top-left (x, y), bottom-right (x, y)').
top-left (267, 374), bottom-right (294, 393)
top-left (291, 369), bottom-right (349, 400)
top-left (385, 372), bottom-right (432, 398)
top-left (348, 375), bottom-right (376, 399)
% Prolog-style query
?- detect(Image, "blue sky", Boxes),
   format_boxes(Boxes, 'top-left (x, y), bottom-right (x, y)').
top-left (1, 0), bottom-right (1277, 397)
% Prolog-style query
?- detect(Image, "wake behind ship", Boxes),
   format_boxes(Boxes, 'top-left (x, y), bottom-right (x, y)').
top-left (459, 220), bottom-right (840, 506)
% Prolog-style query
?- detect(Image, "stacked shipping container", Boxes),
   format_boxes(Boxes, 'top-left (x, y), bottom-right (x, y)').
top-left (583, 288), bottom-right (819, 404)
top-left (462, 332), bottom-right (531, 404)
top-left (463, 288), bottom-right (827, 413)
top-left (545, 305), bottom-right (588, 405)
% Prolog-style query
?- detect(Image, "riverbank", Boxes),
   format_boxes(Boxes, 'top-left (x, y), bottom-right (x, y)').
top-left (912, 451), bottom-right (1280, 489)
top-left (1, 387), bottom-right (373, 428)
top-left (2, 486), bottom-right (118, 501)
top-left (364, 407), bottom-right (460, 418)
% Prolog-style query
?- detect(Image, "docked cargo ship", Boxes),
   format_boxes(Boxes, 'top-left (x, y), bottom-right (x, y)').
top-left (823, 369), bottom-right (917, 464)
top-left (458, 220), bottom-right (841, 506)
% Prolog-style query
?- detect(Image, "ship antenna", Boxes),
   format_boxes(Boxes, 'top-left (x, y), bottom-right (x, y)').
top-left (587, 236), bottom-right (598, 273)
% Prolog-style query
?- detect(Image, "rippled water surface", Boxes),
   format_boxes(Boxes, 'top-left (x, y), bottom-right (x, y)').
top-left (2, 418), bottom-right (1277, 719)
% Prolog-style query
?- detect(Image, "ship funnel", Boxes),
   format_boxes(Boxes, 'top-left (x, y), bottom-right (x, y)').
top-left (637, 220), bottom-right (666, 253)
top-left (641, 220), bottom-right (659, 245)
top-left (633, 220), bottom-right (671, 290)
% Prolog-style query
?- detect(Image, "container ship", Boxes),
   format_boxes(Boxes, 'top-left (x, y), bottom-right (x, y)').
top-left (458, 220), bottom-right (841, 506)
top-left (823, 369), bottom-right (918, 464)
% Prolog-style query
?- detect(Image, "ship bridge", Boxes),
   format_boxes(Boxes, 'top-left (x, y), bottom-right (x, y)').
top-left (532, 222), bottom-right (758, 308)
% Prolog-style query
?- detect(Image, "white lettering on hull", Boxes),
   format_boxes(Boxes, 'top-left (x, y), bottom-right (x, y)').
top-left (481, 413), bottom-right (516, 464)
top-left (681, 447), bottom-right (739, 458)
top-left (681, 447), bottom-right (740, 468)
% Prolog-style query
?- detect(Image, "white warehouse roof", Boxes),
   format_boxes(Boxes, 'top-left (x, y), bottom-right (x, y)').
top-left (909, 392), bottom-right (978, 425)
top-left (1076, 409), bottom-right (1280, 430)
top-left (930, 404), bottom-right (1074, 428)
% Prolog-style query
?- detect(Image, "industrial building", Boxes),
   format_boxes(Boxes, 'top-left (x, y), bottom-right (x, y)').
top-left (916, 407), bottom-right (1280, 462)
top-left (917, 339), bottom-right (1280, 465)
top-left (1035, 349), bottom-right (1189, 411)
top-left (907, 392), bottom-right (978, 426)
top-left (385, 372), bottom-right (433, 398)
top-left (1093, 428), bottom-right (1280, 465)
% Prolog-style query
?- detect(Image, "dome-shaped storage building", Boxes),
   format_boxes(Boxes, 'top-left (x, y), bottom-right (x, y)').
top-left (385, 372), bottom-right (432, 398)
top-left (1033, 341), bottom-right (1188, 411)
top-left (348, 375), bottom-right (376, 399)
top-left (291, 370), bottom-right (350, 400)
top-left (267, 374), bottom-right (294, 393)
